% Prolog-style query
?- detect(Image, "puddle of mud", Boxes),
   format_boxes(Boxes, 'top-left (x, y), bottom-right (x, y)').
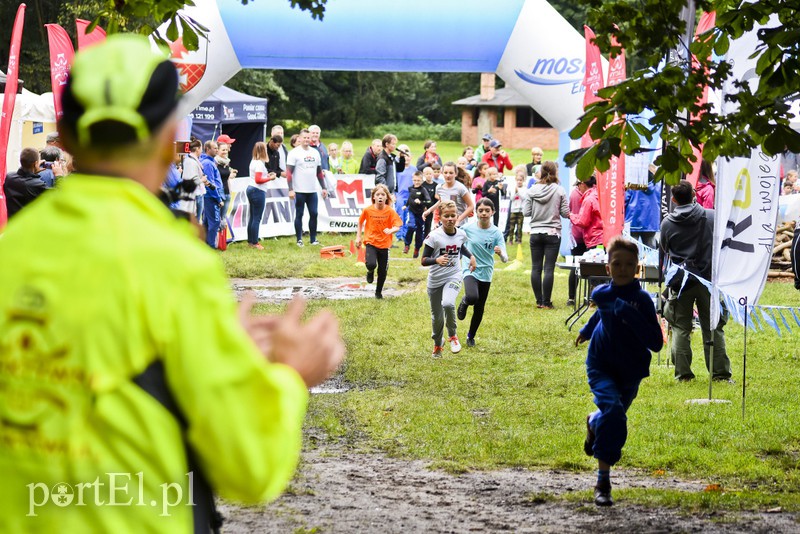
top-left (309, 385), bottom-right (350, 394)
top-left (231, 277), bottom-right (413, 304)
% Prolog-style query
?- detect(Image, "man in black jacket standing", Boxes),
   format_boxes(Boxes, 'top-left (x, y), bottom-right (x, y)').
top-left (359, 138), bottom-right (381, 175)
top-left (660, 179), bottom-right (732, 382)
top-left (4, 147), bottom-right (48, 219)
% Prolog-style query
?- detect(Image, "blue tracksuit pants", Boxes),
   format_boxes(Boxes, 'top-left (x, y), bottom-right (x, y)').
top-left (587, 367), bottom-right (641, 466)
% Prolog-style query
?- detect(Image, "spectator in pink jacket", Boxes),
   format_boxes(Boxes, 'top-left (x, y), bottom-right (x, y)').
top-left (567, 179), bottom-right (590, 306)
top-left (570, 174), bottom-right (604, 250)
top-left (695, 160), bottom-right (715, 209)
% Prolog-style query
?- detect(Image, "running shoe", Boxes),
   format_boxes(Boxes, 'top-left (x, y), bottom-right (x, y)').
top-left (449, 336), bottom-right (461, 353)
top-left (457, 298), bottom-right (468, 321)
top-left (431, 346), bottom-right (443, 359)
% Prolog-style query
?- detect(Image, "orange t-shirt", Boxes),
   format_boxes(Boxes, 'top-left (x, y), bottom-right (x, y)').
top-left (359, 204), bottom-right (402, 249)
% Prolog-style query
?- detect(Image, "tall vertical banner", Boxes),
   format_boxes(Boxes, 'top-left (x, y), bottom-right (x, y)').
top-left (602, 34), bottom-right (626, 243)
top-left (711, 16), bottom-right (781, 328)
top-left (75, 19), bottom-right (106, 50)
top-left (0, 3), bottom-right (26, 229)
top-left (685, 11), bottom-right (717, 186)
top-left (45, 24), bottom-right (75, 121)
top-left (581, 26), bottom-right (604, 149)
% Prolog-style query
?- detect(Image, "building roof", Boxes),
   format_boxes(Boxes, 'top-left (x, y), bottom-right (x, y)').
top-left (452, 86), bottom-right (532, 108)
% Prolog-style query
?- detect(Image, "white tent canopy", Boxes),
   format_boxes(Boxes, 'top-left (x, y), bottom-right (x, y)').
top-left (1, 89), bottom-right (56, 173)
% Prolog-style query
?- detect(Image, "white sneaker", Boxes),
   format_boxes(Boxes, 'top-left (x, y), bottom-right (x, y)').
top-left (310, 240), bottom-right (321, 246)
top-left (449, 336), bottom-right (461, 354)
top-left (296, 240), bottom-right (304, 247)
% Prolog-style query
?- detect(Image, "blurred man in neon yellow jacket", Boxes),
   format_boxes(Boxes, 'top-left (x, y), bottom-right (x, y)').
top-left (0, 34), bottom-right (344, 533)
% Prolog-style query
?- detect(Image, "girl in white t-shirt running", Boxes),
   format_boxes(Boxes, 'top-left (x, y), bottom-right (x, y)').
top-left (421, 201), bottom-right (476, 358)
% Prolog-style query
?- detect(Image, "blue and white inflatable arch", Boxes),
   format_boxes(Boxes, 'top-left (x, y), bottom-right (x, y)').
top-left (173, 0), bottom-right (589, 138)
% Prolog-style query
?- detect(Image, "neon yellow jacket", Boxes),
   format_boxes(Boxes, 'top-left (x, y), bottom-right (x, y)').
top-left (0, 175), bottom-right (309, 532)
top-left (340, 156), bottom-right (360, 175)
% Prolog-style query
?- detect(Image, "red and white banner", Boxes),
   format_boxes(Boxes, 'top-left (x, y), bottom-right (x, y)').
top-left (75, 19), bottom-right (106, 50)
top-left (580, 25), bottom-right (604, 149)
top-left (601, 34), bottom-right (626, 244)
top-left (45, 24), bottom-right (75, 121)
top-left (0, 3), bottom-right (26, 229)
top-left (686, 11), bottom-right (717, 187)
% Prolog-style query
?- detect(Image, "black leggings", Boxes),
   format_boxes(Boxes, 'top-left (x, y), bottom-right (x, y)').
top-left (366, 244), bottom-right (389, 295)
top-left (463, 275), bottom-right (492, 339)
top-left (529, 233), bottom-right (560, 306)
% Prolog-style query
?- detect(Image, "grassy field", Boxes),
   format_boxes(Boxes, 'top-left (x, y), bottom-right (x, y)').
top-left (326, 138), bottom-right (559, 172)
top-left (222, 237), bottom-right (800, 511)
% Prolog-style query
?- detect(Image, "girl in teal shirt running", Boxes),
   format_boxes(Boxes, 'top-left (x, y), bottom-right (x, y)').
top-left (456, 198), bottom-right (508, 347)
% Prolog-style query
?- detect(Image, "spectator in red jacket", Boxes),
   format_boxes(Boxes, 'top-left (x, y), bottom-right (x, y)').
top-left (481, 139), bottom-right (514, 174)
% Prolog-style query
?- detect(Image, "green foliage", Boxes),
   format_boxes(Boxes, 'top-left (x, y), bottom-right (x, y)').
top-left (226, 69), bottom-right (287, 104)
top-left (319, 139), bottom-right (555, 169)
top-left (265, 71), bottom-right (477, 137)
top-left (566, 0), bottom-right (800, 185)
top-left (327, 118), bottom-right (462, 143)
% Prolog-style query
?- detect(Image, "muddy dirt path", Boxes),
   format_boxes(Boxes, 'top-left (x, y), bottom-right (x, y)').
top-left (221, 279), bottom-right (797, 532)
top-left (230, 276), bottom-right (414, 303)
top-left (219, 447), bottom-right (798, 533)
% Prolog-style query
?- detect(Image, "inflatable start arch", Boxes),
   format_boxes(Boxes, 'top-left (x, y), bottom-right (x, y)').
top-left (172, 0), bottom-right (593, 138)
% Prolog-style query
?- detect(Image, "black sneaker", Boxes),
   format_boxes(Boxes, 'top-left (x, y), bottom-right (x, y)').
top-left (594, 480), bottom-right (613, 506)
top-left (566, 299), bottom-right (576, 307)
top-left (457, 298), bottom-right (468, 320)
top-left (466, 337), bottom-right (475, 348)
top-left (366, 270), bottom-right (374, 284)
top-left (583, 416), bottom-right (595, 456)
top-left (375, 292), bottom-right (383, 299)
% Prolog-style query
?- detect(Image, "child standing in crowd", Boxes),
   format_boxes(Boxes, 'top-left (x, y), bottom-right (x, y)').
top-left (507, 173), bottom-right (526, 244)
top-left (457, 199), bottom-right (508, 347)
top-left (421, 167), bottom-right (438, 236)
top-left (431, 163), bottom-right (443, 184)
top-left (328, 142), bottom-right (342, 174)
top-left (355, 184), bottom-right (402, 299)
top-left (405, 171), bottom-right (431, 258)
top-left (463, 146), bottom-right (477, 171)
top-left (575, 236), bottom-right (663, 507)
top-left (339, 141), bottom-right (360, 174)
top-left (471, 162), bottom-right (488, 202)
top-left (422, 201), bottom-right (476, 358)
top-left (482, 166), bottom-right (506, 226)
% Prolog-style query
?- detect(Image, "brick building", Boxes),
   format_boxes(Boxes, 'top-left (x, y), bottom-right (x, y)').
top-left (452, 73), bottom-right (558, 150)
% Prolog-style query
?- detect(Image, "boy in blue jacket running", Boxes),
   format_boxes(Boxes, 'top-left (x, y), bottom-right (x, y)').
top-left (575, 236), bottom-right (663, 507)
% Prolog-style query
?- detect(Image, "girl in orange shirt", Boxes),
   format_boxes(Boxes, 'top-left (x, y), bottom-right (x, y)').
top-left (355, 184), bottom-right (402, 299)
